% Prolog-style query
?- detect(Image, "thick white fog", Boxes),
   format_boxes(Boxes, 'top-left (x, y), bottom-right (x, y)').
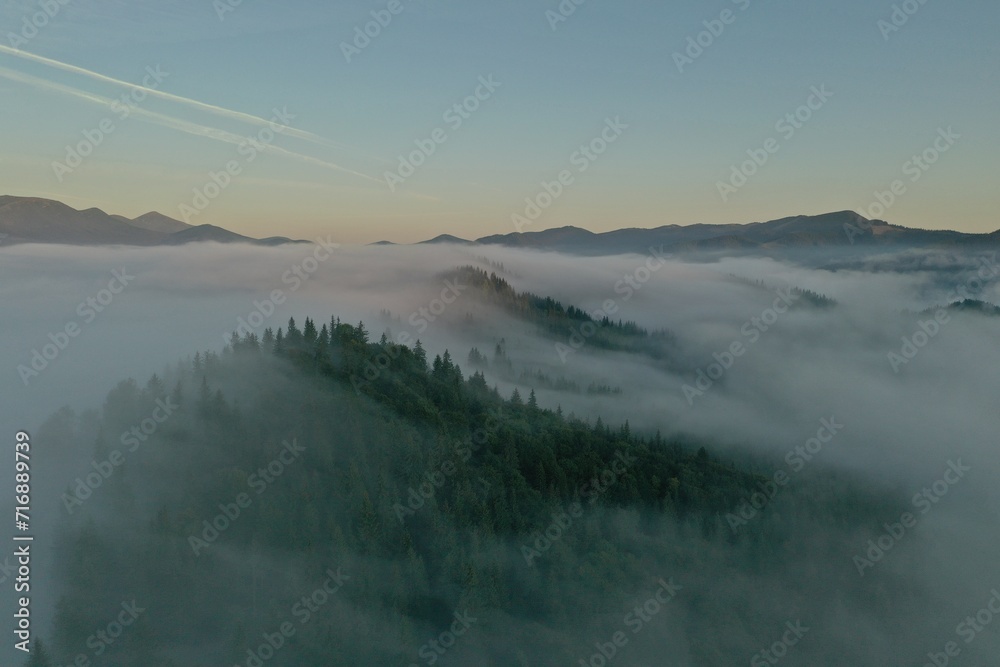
top-left (2, 240), bottom-right (999, 664)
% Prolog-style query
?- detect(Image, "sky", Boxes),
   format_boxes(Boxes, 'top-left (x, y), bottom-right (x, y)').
top-left (1, 0), bottom-right (997, 244)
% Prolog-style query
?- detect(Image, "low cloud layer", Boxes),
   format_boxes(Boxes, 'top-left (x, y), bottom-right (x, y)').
top-left (2, 241), bottom-right (999, 665)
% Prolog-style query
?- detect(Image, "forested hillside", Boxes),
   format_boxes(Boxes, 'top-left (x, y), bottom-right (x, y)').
top-left (31, 315), bottom-right (926, 666)
top-left (448, 266), bottom-right (677, 358)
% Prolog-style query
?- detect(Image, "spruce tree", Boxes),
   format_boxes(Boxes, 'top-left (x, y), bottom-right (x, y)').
top-left (25, 638), bottom-right (53, 666)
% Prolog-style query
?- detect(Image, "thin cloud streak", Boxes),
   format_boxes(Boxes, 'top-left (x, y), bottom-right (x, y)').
top-left (0, 44), bottom-right (345, 150)
top-left (0, 65), bottom-right (383, 183)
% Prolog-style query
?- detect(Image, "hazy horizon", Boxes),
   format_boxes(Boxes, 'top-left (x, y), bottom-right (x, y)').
top-left (2, 1), bottom-right (997, 243)
top-left (4, 2), bottom-right (999, 665)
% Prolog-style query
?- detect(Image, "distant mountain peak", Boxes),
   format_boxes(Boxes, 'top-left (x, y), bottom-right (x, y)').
top-left (0, 195), bottom-right (300, 246)
top-left (419, 234), bottom-right (473, 245)
top-left (128, 211), bottom-right (192, 234)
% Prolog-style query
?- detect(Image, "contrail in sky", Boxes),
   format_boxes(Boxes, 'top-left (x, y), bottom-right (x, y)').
top-left (0, 64), bottom-right (382, 183)
top-left (0, 44), bottom-right (346, 151)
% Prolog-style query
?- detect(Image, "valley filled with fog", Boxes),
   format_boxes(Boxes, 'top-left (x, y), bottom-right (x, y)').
top-left (3, 240), bottom-right (1000, 665)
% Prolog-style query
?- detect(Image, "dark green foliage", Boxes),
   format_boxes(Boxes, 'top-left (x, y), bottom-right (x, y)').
top-left (935, 298), bottom-right (1000, 316)
top-left (24, 639), bottom-right (53, 667)
top-left (450, 266), bottom-right (676, 358)
top-left (39, 315), bottom-right (914, 666)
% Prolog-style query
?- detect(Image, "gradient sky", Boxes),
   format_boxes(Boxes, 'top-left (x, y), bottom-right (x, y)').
top-left (1, 0), bottom-right (997, 243)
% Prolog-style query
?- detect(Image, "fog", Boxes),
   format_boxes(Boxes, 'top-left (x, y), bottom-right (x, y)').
top-left (2, 240), bottom-right (999, 665)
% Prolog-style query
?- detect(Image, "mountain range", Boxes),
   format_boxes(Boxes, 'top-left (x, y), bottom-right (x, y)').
top-left (0, 196), bottom-right (300, 246)
top-left (468, 211), bottom-right (1000, 255)
top-left (3, 196), bottom-right (999, 255)
top-left (394, 211), bottom-right (1000, 255)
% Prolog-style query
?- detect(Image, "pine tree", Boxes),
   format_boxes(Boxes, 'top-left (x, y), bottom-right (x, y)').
top-left (25, 638), bottom-right (53, 666)
top-left (197, 376), bottom-right (211, 416)
top-left (467, 347), bottom-right (486, 368)
top-left (493, 341), bottom-right (505, 364)
top-left (145, 374), bottom-right (165, 398)
top-left (286, 318), bottom-right (302, 345)
top-left (303, 317), bottom-right (317, 343)
top-left (469, 371), bottom-right (488, 392)
top-left (243, 332), bottom-right (260, 352)
top-left (170, 380), bottom-right (183, 407)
